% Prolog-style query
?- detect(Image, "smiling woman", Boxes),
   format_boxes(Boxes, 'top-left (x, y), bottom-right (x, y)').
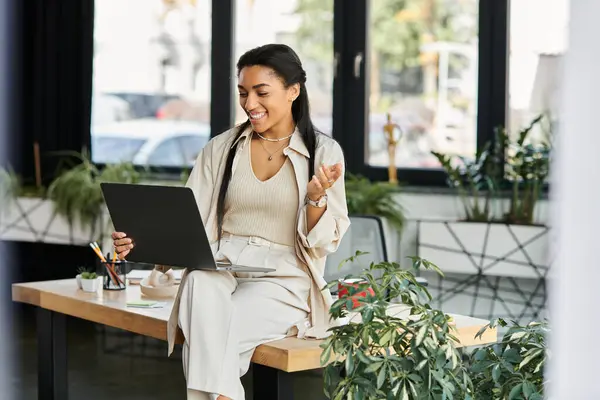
top-left (112, 43), bottom-right (350, 400)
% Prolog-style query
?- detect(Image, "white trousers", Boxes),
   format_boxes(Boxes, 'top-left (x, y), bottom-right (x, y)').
top-left (179, 235), bottom-right (311, 400)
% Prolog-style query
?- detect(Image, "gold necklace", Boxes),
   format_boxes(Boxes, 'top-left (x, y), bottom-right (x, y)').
top-left (255, 130), bottom-right (294, 142)
top-left (256, 134), bottom-right (289, 161)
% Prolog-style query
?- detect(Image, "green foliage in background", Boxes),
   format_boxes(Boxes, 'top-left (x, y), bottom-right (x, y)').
top-left (432, 142), bottom-right (497, 222)
top-left (0, 166), bottom-right (20, 216)
top-left (294, 0), bottom-right (477, 69)
top-left (47, 150), bottom-right (141, 230)
top-left (500, 116), bottom-right (551, 225)
top-left (432, 115), bottom-right (551, 225)
top-left (345, 174), bottom-right (405, 232)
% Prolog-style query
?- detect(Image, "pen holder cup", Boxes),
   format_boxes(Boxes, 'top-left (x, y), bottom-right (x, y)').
top-left (99, 260), bottom-right (128, 291)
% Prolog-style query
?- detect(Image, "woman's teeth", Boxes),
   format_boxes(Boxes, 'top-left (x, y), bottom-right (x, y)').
top-left (249, 112), bottom-right (266, 120)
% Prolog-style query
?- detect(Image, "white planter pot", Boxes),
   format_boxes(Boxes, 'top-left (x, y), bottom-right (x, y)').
top-left (80, 278), bottom-right (100, 293)
top-left (0, 197), bottom-right (111, 247)
top-left (417, 220), bottom-right (550, 279)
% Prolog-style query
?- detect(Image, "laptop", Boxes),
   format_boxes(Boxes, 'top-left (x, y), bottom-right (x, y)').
top-left (100, 183), bottom-right (275, 273)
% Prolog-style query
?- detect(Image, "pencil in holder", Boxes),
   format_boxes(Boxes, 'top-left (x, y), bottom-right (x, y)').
top-left (99, 260), bottom-right (127, 291)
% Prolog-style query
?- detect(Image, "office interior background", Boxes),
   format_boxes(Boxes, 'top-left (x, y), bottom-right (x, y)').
top-left (3, 0), bottom-right (594, 398)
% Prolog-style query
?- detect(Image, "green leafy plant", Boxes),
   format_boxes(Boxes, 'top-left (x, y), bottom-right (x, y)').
top-left (499, 116), bottom-right (551, 225)
top-left (180, 167), bottom-right (192, 185)
top-left (432, 143), bottom-right (497, 222)
top-left (0, 166), bottom-right (20, 216)
top-left (321, 252), bottom-right (550, 399)
top-left (432, 115), bottom-right (551, 225)
top-left (469, 318), bottom-right (548, 400)
top-left (345, 174), bottom-right (405, 232)
top-left (321, 253), bottom-right (476, 399)
top-left (80, 271), bottom-right (98, 280)
top-left (47, 150), bottom-right (141, 230)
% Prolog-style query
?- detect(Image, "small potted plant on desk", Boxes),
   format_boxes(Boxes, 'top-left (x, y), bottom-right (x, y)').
top-left (77, 267), bottom-right (100, 293)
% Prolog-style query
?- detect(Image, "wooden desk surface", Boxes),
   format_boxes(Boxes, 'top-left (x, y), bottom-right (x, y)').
top-left (12, 279), bottom-right (497, 372)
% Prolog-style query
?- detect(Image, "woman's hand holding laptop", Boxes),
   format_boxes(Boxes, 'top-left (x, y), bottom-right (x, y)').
top-left (112, 231), bottom-right (134, 260)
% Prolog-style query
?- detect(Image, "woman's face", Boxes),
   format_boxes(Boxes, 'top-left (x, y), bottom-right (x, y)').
top-left (237, 65), bottom-right (299, 135)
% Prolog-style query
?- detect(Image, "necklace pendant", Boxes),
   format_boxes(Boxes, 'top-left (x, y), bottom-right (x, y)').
top-left (268, 156), bottom-right (273, 161)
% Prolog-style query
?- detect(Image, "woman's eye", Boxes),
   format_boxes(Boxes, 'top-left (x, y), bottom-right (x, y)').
top-left (238, 93), bottom-right (248, 98)
top-left (258, 92), bottom-right (269, 97)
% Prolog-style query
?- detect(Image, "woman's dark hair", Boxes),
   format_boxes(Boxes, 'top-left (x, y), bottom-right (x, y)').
top-left (216, 43), bottom-right (319, 243)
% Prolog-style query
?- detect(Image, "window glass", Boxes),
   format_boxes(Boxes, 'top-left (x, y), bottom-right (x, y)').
top-left (508, 0), bottom-right (568, 140)
top-left (147, 137), bottom-right (185, 167)
top-left (179, 134), bottom-right (209, 165)
top-left (92, 0), bottom-right (212, 166)
top-left (91, 137), bottom-right (146, 164)
top-left (367, 0), bottom-right (479, 168)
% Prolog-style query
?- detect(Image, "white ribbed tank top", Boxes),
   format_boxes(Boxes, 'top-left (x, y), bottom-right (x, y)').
top-left (222, 141), bottom-right (299, 246)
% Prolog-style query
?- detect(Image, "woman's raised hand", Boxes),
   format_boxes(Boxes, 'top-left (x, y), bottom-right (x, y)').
top-left (306, 162), bottom-right (343, 201)
top-left (112, 231), bottom-right (134, 260)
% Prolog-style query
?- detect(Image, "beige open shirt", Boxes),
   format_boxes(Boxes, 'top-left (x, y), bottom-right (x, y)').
top-left (166, 126), bottom-right (351, 356)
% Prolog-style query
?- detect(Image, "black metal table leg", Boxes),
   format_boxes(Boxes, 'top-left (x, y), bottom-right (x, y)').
top-left (252, 364), bottom-right (294, 400)
top-left (37, 308), bottom-right (68, 400)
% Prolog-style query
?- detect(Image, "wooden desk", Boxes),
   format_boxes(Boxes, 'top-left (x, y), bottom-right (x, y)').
top-left (13, 279), bottom-right (497, 400)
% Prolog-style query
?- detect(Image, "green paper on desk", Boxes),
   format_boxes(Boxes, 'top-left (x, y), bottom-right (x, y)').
top-left (126, 300), bottom-right (166, 309)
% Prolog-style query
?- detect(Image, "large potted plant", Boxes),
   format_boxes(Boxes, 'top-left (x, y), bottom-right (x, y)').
top-left (321, 253), bottom-right (549, 399)
top-left (0, 151), bottom-right (140, 246)
top-left (419, 115), bottom-right (552, 278)
top-left (321, 255), bottom-right (475, 399)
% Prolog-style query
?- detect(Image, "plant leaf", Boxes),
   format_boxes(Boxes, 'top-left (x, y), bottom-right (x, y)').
top-left (377, 364), bottom-right (386, 389)
top-left (345, 350), bottom-right (355, 375)
top-left (492, 364), bottom-right (501, 383)
top-left (508, 383), bottom-right (523, 400)
top-left (416, 324), bottom-right (428, 346)
top-left (519, 349), bottom-right (543, 369)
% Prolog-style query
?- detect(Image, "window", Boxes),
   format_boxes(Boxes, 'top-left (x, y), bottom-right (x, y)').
top-left (179, 134), bottom-right (209, 165)
top-left (331, 0), bottom-right (507, 186)
top-left (87, 0), bottom-right (513, 185)
top-left (508, 0), bottom-right (568, 138)
top-left (147, 137), bottom-right (185, 167)
top-left (233, 0), bottom-right (334, 135)
top-left (91, 137), bottom-right (146, 164)
top-left (91, 0), bottom-right (212, 167)
top-left (367, 0), bottom-right (479, 169)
